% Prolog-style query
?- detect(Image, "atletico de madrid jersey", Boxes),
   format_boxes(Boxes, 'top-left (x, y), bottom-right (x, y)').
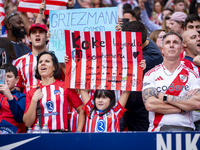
top-left (25, 80), bottom-right (83, 131)
top-left (13, 52), bottom-right (40, 94)
top-left (82, 99), bottom-right (126, 132)
top-left (143, 62), bottom-right (200, 131)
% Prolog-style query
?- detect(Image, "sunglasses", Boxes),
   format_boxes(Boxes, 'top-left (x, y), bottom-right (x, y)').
top-left (7, 12), bottom-right (18, 23)
top-left (165, 16), bottom-right (171, 20)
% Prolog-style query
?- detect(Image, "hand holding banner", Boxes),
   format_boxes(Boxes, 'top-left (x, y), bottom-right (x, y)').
top-left (65, 30), bottom-right (143, 91)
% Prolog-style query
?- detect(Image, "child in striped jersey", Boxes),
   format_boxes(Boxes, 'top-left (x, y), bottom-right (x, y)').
top-left (80, 89), bottom-right (130, 132)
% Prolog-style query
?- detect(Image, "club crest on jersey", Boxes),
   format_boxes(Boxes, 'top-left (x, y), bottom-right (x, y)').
top-left (46, 101), bottom-right (54, 112)
top-left (54, 90), bottom-right (61, 95)
top-left (106, 112), bottom-right (112, 118)
top-left (179, 74), bottom-right (188, 83)
top-left (97, 120), bottom-right (106, 132)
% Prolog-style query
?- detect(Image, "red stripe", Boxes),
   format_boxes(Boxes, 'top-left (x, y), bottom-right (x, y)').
top-left (55, 86), bottom-right (61, 130)
top-left (126, 32), bottom-right (133, 91)
top-left (46, 86), bottom-right (52, 130)
top-left (75, 31), bottom-right (82, 89)
top-left (152, 68), bottom-right (189, 131)
top-left (105, 31), bottom-right (112, 90)
top-left (107, 113), bottom-right (112, 132)
top-left (19, 0), bottom-right (67, 5)
top-left (115, 31), bottom-right (122, 90)
top-left (95, 32), bottom-right (102, 89)
top-left (91, 114), bottom-right (97, 132)
top-left (136, 32), bottom-right (143, 91)
top-left (21, 58), bottom-right (27, 90)
top-left (63, 90), bottom-right (69, 129)
top-left (84, 31), bottom-right (92, 89)
top-left (65, 30), bottom-right (72, 88)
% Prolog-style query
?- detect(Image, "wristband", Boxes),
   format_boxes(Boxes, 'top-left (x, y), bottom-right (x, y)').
top-left (163, 95), bottom-right (168, 103)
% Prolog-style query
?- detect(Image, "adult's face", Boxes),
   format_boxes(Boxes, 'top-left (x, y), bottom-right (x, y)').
top-left (156, 31), bottom-right (166, 50)
top-left (169, 20), bottom-right (182, 34)
top-left (174, 2), bottom-right (185, 12)
top-left (183, 30), bottom-right (200, 57)
top-left (28, 28), bottom-right (47, 49)
top-left (123, 13), bottom-right (136, 22)
top-left (38, 54), bottom-right (55, 79)
top-left (9, 15), bottom-right (25, 39)
top-left (162, 34), bottom-right (182, 61)
top-left (186, 21), bottom-right (200, 32)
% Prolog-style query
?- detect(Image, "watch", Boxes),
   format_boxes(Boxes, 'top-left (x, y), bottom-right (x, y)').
top-left (163, 95), bottom-right (168, 103)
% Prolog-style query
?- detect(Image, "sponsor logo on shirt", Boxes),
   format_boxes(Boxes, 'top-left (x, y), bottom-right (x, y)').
top-left (179, 74), bottom-right (188, 83)
top-left (156, 83), bottom-right (189, 92)
top-left (46, 101), bottom-right (54, 112)
top-left (155, 76), bottom-right (164, 81)
top-left (54, 90), bottom-right (61, 95)
top-left (97, 120), bottom-right (106, 132)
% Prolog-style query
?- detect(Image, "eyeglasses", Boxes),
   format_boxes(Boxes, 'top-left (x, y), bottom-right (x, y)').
top-left (7, 12), bottom-right (17, 23)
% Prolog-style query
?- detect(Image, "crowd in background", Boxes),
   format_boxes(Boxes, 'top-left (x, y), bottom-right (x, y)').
top-left (1, 0), bottom-right (200, 134)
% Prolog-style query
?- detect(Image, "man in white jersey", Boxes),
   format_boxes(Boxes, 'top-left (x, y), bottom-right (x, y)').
top-left (13, 23), bottom-right (48, 94)
top-left (142, 31), bottom-right (200, 131)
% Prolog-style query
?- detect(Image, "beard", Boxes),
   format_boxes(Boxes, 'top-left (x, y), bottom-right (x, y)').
top-left (12, 25), bottom-right (26, 39)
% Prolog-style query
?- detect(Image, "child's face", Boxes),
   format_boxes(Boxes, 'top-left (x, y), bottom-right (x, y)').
top-left (5, 71), bottom-right (18, 90)
top-left (95, 96), bottom-right (110, 111)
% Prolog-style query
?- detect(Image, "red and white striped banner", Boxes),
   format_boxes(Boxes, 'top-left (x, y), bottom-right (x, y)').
top-left (18, 0), bottom-right (67, 15)
top-left (65, 30), bottom-right (143, 91)
top-left (0, 0), bottom-right (5, 25)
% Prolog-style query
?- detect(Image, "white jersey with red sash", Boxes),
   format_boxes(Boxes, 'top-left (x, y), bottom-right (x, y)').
top-left (82, 99), bottom-right (126, 132)
top-left (143, 62), bottom-right (200, 131)
top-left (25, 80), bottom-right (83, 131)
top-left (13, 52), bottom-right (40, 94)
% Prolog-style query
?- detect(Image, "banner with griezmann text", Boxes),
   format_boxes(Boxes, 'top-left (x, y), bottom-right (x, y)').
top-left (65, 30), bottom-right (143, 91)
top-left (18, 0), bottom-right (67, 14)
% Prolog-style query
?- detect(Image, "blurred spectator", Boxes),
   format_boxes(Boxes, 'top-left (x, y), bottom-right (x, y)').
top-left (169, 12), bottom-right (187, 36)
top-left (151, 0), bottom-right (164, 25)
top-left (3, 0), bottom-right (17, 15)
top-left (162, 8), bottom-right (174, 21)
top-left (174, 0), bottom-right (186, 12)
top-left (27, 12), bottom-right (36, 25)
top-left (4, 11), bottom-right (31, 58)
top-left (184, 14), bottom-right (200, 32)
top-left (0, 37), bottom-right (16, 64)
top-left (149, 29), bottom-right (166, 52)
top-left (162, 12), bottom-right (173, 32)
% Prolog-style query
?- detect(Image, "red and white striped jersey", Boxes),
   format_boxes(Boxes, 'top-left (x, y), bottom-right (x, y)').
top-left (143, 62), bottom-right (200, 131)
top-left (13, 52), bottom-right (40, 94)
top-left (25, 80), bottom-right (83, 131)
top-left (82, 99), bottom-right (126, 132)
top-left (69, 90), bottom-right (95, 132)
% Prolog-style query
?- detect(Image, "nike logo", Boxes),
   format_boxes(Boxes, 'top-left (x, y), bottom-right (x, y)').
top-left (0, 136), bottom-right (40, 150)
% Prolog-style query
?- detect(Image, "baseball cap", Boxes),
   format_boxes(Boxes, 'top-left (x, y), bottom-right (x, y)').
top-left (29, 23), bottom-right (47, 35)
top-left (170, 12), bottom-right (187, 22)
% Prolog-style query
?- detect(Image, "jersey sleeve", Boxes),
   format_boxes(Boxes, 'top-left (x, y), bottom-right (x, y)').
top-left (67, 89), bottom-right (83, 109)
top-left (82, 99), bottom-right (94, 117)
top-left (188, 72), bottom-right (200, 90)
top-left (24, 90), bottom-right (34, 113)
top-left (142, 71), bottom-right (156, 91)
top-left (112, 101), bottom-right (127, 119)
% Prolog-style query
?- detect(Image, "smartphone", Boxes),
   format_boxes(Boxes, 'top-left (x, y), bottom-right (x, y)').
top-left (122, 18), bottom-right (129, 24)
top-left (0, 69), bottom-right (5, 84)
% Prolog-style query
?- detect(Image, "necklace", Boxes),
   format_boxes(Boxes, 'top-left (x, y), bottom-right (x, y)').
top-left (162, 64), bottom-right (175, 76)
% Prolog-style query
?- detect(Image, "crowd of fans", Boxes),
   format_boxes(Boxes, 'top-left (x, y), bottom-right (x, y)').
top-left (1, 0), bottom-right (200, 134)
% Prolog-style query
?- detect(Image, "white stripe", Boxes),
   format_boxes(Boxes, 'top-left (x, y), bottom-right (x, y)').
top-left (32, 56), bottom-right (37, 91)
top-left (51, 85), bottom-right (56, 130)
top-left (101, 31), bottom-right (106, 89)
top-left (59, 86), bottom-right (64, 129)
top-left (90, 32), bottom-right (96, 89)
top-left (18, 2), bottom-right (66, 10)
top-left (121, 31), bottom-right (127, 91)
top-left (111, 110), bottom-right (115, 132)
top-left (111, 31), bottom-right (116, 90)
top-left (0, 7), bottom-right (5, 13)
top-left (80, 32), bottom-right (86, 89)
top-left (70, 31), bottom-right (76, 88)
top-left (103, 115), bottom-right (108, 132)
top-left (25, 56), bottom-right (30, 92)
top-left (132, 32), bottom-right (137, 91)
top-left (88, 111), bottom-right (94, 132)
top-left (42, 87), bottom-right (48, 124)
